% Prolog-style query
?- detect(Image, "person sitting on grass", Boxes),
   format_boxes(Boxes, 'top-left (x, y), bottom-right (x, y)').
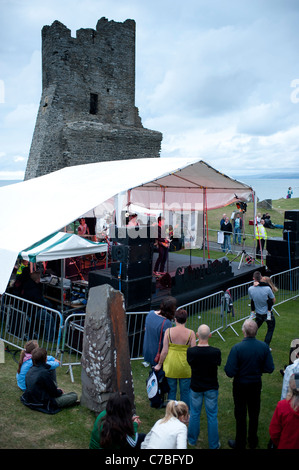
top-left (89, 392), bottom-right (145, 449)
top-left (20, 347), bottom-right (78, 414)
top-left (16, 339), bottom-right (60, 391)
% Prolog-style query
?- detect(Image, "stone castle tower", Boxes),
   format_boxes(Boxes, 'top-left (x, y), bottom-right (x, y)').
top-left (24, 18), bottom-right (162, 180)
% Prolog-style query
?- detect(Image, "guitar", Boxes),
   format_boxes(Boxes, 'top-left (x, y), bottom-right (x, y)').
top-left (159, 238), bottom-right (171, 248)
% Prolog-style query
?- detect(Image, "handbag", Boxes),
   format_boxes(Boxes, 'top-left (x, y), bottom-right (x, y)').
top-left (154, 319), bottom-right (166, 363)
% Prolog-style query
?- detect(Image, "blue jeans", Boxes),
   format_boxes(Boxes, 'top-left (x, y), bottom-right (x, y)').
top-left (234, 228), bottom-right (241, 244)
top-left (222, 234), bottom-right (231, 252)
top-left (167, 377), bottom-right (190, 408)
top-left (188, 388), bottom-right (219, 448)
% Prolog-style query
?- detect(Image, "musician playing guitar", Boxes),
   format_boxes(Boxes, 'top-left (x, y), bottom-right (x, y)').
top-left (153, 216), bottom-right (170, 275)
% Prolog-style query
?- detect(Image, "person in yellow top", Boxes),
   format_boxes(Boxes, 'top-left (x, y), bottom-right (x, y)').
top-left (154, 309), bottom-right (196, 408)
top-left (255, 219), bottom-right (267, 259)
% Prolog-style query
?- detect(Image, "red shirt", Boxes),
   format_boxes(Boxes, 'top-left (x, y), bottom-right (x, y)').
top-left (269, 399), bottom-right (299, 449)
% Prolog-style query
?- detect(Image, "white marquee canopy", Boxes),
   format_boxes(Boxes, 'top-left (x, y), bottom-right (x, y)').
top-left (0, 157), bottom-right (253, 294)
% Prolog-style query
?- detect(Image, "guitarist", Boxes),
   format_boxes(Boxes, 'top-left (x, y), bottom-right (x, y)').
top-left (153, 216), bottom-right (170, 275)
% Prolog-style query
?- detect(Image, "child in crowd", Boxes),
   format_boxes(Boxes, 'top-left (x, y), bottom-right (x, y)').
top-left (16, 340), bottom-right (60, 391)
top-left (141, 400), bottom-right (189, 449)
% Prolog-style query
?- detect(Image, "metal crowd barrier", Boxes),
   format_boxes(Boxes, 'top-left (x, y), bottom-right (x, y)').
top-left (2, 267), bottom-right (298, 382)
top-left (269, 267), bottom-right (299, 306)
top-left (178, 291), bottom-right (226, 341)
top-left (0, 293), bottom-right (63, 357)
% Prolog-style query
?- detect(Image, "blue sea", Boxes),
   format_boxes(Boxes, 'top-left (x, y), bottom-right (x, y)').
top-left (0, 177), bottom-right (298, 202)
top-left (234, 177), bottom-right (299, 202)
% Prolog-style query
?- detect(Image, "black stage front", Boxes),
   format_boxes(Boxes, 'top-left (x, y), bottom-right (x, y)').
top-left (150, 251), bottom-right (266, 308)
top-left (88, 251), bottom-right (266, 311)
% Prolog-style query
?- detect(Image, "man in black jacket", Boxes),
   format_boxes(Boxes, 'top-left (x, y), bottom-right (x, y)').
top-left (224, 319), bottom-right (274, 449)
top-left (21, 347), bottom-right (78, 414)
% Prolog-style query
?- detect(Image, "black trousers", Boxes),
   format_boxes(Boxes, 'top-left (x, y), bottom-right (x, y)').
top-left (154, 245), bottom-right (168, 273)
top-left (255, 312), bottom-right (275, 346)
top-left (233, 380), bottom-right (262, 449)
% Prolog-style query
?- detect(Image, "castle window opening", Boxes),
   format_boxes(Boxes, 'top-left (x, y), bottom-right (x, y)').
top-left (90, 93), bottom-right (98, 114)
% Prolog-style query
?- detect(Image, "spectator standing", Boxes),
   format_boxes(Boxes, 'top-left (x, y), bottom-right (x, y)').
top-left (281, 350), bottom-right (299, 400)
top-left (187, 324), bottom-right (221, 449)
top-left (142, 297), bottom-right (176, 367)
top-left (269, 373), bottom-right (299, 449)
top-left (233, 213), bottom-right (243, 245)
top-left (248, 271), bottom-right (276, 347)
top-left (154, 309), bottom-right (196, 407)
top-left (255, 219), bottom-right (267, 259)
top-left (224, 319), bottom-right (274, 449)
top-left (221, 217), bottom-right (233, 253)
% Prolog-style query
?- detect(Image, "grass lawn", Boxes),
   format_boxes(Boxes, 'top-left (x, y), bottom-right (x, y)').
top-left (0, 298), bottom-right (298, 450)
top-left (0, 197), bottom-right (298, 450)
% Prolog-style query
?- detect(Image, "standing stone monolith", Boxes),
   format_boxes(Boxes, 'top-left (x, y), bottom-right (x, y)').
top-left (80, 284), bottom-right (135, 413)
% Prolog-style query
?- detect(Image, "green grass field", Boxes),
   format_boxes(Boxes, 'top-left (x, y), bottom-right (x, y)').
top-left (0, 197), bottom-right (298, 450)
top-left (0, 298), bottom-right (298, 450)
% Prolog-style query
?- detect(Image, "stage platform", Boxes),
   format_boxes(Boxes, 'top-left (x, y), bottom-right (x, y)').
top-left (88, 250), bottom-right (266, 311)
top-left (150, 251), bottom-right (266, 308)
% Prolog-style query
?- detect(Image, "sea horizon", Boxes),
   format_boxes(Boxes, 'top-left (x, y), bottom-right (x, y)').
top-left (1, 175), bottom-right (298, 203)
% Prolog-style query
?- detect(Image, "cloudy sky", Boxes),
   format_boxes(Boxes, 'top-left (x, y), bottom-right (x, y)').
top-left (1, 0), bottom-right (299, 181)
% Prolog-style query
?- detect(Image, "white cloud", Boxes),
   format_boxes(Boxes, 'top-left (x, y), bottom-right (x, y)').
top-left (1, 0), bottom-right (299, 178)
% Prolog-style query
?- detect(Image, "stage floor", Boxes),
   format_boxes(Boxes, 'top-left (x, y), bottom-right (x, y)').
top-left (86, 249), bottom-right (266, 310)
top-left (150, 251), bottom-right (265, 308)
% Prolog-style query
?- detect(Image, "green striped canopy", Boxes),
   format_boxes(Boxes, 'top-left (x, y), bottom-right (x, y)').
top-left (19, 232), bottom-right (107, 263)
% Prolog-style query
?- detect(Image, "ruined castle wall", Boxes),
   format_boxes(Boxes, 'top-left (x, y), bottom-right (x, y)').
top-left (24, 18), bottom-right (162, 180)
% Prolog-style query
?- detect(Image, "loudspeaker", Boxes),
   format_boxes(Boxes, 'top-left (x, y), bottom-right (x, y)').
top-left (266, 254), bottom-right (299, 272)
top-left (111, 244), bottom-right (127, 263)
top-left (285, 210), bottom-right (299, 221)
top-left (111, 242), bottom-right (153, 279)
top-left (283, 230), bottom-right (298, 242)
top-left (112, 243), bottom-right (153, 264)
top-left (267, 238), bottom-right (299, 257)
top-left (88, 270), bottom-right (153, 309)
top-left (111, 260), bottom-right (153, 279)
top-left (284, 220), bottom-right (299, 233)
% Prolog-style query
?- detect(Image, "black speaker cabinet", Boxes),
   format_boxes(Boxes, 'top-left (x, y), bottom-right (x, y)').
top-left (283, 230), bottom-right (298, 242)
top-left (111, 260), bottom-right (153, 280)
top-left (111, 243), bottom-right (153, 264)
top-left (285, 210), bottom-right (299, 221)
top-left (267, 238), bottom-right (299, 257)
top-left (266, 254), bottom-right (299, 272)
top-left (88, 270), bottom-right (153, 309)
top-left (284, 220), bottom-right (299, 233)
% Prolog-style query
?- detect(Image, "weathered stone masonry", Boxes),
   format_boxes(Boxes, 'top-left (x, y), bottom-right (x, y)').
top-left (24, 18), bottom-right (162, 180)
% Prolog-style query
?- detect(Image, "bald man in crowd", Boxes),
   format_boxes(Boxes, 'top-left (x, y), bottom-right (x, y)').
top-left (187, 324), bottom-right (221, 449)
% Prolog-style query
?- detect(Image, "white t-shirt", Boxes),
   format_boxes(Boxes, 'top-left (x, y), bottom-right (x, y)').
top-left (141, 416), bottom-right (187, 449)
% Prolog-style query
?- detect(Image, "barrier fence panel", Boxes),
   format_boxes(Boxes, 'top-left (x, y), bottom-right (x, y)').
top-left (60, 310), bottom-right (148, 381)
top-left (126, 311), bottom-right (148, 360)
top-left (270, 267), bottom-right (299, 307)
top-left (178, 291), bottom-right (226, 341)
top-left (0, 293), bottom-right (63, 357)
top-left (60, 313), bottom-right (86, 382)
top-left (223, 281), bottom-right (253, 336)
top-left (3, 267), bottom-right (298, 382)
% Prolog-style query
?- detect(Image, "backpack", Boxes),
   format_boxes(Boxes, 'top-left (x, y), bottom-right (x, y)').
top-left (146, 368), bottom-right (169, 408)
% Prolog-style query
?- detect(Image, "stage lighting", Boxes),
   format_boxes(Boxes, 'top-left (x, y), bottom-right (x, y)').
top-left (236, 201), bottom-right (247, 213)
